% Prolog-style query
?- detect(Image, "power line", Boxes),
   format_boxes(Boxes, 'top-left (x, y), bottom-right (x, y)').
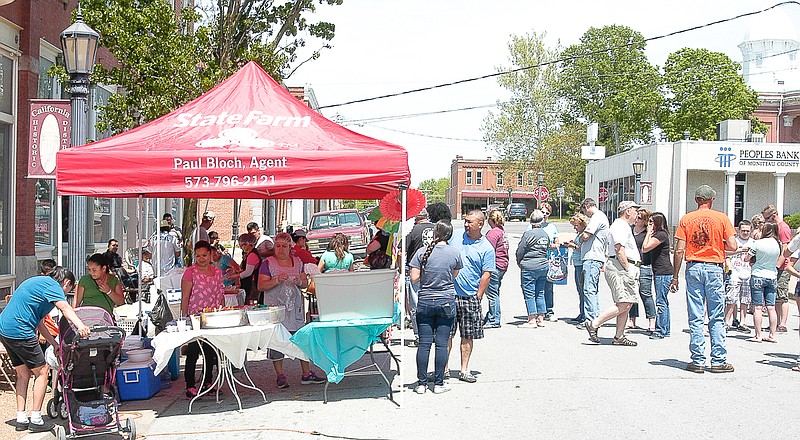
top-left (364, 124), bottom-right (486, 142)
top-left (318, 1), bottom-right (800, 110)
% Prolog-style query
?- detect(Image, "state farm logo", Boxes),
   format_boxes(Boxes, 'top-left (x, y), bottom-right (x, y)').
top-left (174, 110), bottom-right (311, 128)
top-left (195, 127), bottom-right (275, 148)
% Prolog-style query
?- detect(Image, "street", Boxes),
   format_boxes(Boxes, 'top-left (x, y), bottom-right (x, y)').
top-left (17, 220), bottom-right (800, 440)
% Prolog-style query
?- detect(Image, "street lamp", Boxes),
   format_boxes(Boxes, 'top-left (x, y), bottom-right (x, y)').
top-left (536, 170), bottom-right (544, 209)
top-left (61, 5), bottom-right (99, 278)
top-left (632, 160), bottom-right (644, 205)
top-left (507, 186), bottom-right (512, 206)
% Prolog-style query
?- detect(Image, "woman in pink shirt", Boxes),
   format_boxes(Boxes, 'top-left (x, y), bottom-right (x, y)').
top-left (483, 210), bottom-right (509, 328)
top-left (181, 240), bottom-right (224, 398)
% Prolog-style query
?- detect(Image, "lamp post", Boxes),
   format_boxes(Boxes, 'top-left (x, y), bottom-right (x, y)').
top-left (536, 170), bottom-right (544, 209)
top-left (632, 160), bottom-right (644, 205)
top-left (61, 5), bottom-right (99, 278)
top-left (507, 186), bottom-right (512, 206)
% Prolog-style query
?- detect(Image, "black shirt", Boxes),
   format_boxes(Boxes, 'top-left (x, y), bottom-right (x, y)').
top-left (649, 230), bottom-right (674, 276)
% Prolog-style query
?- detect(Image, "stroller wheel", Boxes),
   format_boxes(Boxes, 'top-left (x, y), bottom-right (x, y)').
top-left (59, 401), bottom-right (68, 420)
top-left (47, 398), bottom-right (59, 419)
top-left (54, 424), bottom-right (67, 440)
top-left (126, 417), bottom-right (136, 440)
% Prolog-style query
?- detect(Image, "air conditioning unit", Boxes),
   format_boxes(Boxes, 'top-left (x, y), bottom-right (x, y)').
top-left (747, 133), bottom-right (765, 143)
top-left (717, 120), bottom-right (751, 141)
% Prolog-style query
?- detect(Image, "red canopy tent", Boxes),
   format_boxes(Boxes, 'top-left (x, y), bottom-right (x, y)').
top-left (56, 61), bottom-right (410, 199)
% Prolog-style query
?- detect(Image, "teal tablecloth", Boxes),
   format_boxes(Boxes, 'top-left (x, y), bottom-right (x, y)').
top-left (290, 317), bottom-right (392, 383)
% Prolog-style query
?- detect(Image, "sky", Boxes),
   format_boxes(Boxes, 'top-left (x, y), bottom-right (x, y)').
top-left (289, 0), bottom-right (800, 186)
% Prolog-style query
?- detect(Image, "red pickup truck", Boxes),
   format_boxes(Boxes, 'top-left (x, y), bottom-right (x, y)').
top-left (305, 209), bottom-right (370, 258)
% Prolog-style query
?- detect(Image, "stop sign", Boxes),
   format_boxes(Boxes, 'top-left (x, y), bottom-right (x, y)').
top-left (598, 187), bottom-right (608, 203)
top-left (536, 186), bottom-right (549, 201)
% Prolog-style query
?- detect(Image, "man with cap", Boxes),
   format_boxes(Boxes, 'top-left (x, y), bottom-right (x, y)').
top-left (290, 230), bottom-right (317, 265)
top-left (584, 200), bottom-right (641, 346)
top-left (671, 185), bottom-right (737, 373)
top-left (190, 211), bottom-right (215, 248)
top-left (153, 220), bottom-right (181, 274)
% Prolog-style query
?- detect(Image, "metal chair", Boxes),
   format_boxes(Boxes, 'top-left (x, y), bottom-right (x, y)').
top-left (0, 345), bottom-right (16, 392)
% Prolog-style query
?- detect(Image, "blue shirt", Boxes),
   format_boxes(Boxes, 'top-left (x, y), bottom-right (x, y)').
top-left (450, 231), bottom-right (496, 297)
top-left (542, 222), bottom-right (559, 258)
top-left (0, 276), bottom-right (65, 340)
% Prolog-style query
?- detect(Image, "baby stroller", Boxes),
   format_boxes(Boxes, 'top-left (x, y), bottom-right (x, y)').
top-left (47, 306), bottom-right (134, 440)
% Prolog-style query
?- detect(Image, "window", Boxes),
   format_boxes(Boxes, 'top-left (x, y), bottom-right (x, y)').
top-left (496, 171), bottom-right (503, 186)
top-left (476, 171), bottom-right (482, 185)
top-left (526, 172), bottom-right (534, 186)
top-left (466, 171), bottom-right (472, 185)
top-left (517, 172), bottom-right (523, 186)
top-left (0, 52), bottom-right (14, 274)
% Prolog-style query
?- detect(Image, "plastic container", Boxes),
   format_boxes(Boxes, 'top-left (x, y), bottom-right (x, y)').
top-left (125, 348), bottom-right (153, 363)
top-left (160, 369), bottom-right (172, 390)
top-left (246, 306), bottom-right (286, 325)
top-left (116, 359), bottom-right (161, 401)
top-left (201, 309), bottom-right (245, 328)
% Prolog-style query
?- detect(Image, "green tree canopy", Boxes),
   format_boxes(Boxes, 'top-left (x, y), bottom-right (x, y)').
top-left (660, 47), bottom-right (761, 141)
top-left (418, 177), bottom-right (449, 204)
top-left (558, 25), bottom-right (663, 153)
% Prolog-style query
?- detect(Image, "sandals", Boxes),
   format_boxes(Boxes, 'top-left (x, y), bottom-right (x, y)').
top-left (791, 365), bottom-right (800, 372)
top-left (584, 321), bottom-right (600, 343)
top-left (612, 336), bottom-right (638, 346)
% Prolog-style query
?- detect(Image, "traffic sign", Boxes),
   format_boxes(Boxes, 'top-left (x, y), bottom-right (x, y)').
top-left (598, 187), bottom-right (608, 203)
top-left (556, 187), bottom-right (565, 198)
top-left (534, 186), bottom-right (549, 201)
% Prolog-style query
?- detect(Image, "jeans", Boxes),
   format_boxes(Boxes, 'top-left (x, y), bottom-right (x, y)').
top-left (574, 265), bottom-right (585, 321)
top-left (483, 270), bottom-right (506, 326)
top-left (750, 275), bottom-right (777, 306)
top-left (544, 281), bottom-right (554, 316)
top-left (416, 297), bottom-right (457, 385)
top-left (582, 260), bottom-right (603, 321)
top-left (685, 262), bottom-right (727, 366)
top-left (405, 275), bottom-right (419, 336)
top-left (630, 265), bottom-right (656, 319)
top-left (654, 274), bottom-right (672, 336)
top-left (185, 341), bottom-right (218, 388)
top-left (521, 268), bottom-right (548, 315)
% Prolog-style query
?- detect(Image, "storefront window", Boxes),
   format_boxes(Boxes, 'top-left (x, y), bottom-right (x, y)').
top-left (0, 122), bottom-right (11, 273)
top-left (35, 180), bottom-right (54, 245)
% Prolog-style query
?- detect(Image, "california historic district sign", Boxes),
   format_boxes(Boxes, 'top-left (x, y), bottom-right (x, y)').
top-left (710, 144), bottom-right (800, 171)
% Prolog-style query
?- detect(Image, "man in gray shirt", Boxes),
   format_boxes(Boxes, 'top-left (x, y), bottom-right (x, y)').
top-left (577, 198), bottom-right (609, 326)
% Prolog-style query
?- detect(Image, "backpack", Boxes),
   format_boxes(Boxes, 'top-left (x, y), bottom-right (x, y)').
top-left (546, 253), bottom-right (569, 283)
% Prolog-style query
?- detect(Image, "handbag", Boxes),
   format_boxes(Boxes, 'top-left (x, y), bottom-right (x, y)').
top-left (546, 252), bottom-right (569, 283)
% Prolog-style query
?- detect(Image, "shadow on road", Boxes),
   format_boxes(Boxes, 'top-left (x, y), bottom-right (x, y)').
top-left (648, 358), bottom-right (688, 370)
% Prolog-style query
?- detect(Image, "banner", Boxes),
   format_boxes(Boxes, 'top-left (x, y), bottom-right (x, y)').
top-left (28, 99), bottom-right (70, 179)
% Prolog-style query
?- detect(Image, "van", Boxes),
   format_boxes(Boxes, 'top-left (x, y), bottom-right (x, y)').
top-left (505, 203), bottom-right (528, 221)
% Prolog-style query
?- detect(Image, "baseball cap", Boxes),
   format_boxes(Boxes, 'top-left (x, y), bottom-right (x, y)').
top-left (159, 220), bottom-right (170, 228)
top-left (617, 200), bottom-right (641, 213)
top-left (292, 229), bottom-right (307, 238)
top-left (694, 185), bottom-right (716, 200)
top-left (202, 211), bottom-right (216, 220)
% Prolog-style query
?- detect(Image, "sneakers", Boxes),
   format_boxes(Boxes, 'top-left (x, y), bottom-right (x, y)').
top-left (483, 323), bottom-right (501, 329)
top-left (413, 383), bottom-right (427, 394)
top-left (708, 362), bottom-right (735, 373)
top-left (612, 336), bottom-right (637, 346)
top-left (443, 369), bottom-right (451, 380)
top-left (519, 322), bottom-right (538, 328)
top-left (14, 420), bottom-right (29, 432)
top-left (649, 333), bottom-right (665, 340)
top-left (545, 314), bottom-right (558, 322)
top-left (276, 374), bottom-right (289, 389)
top-left (685, 363), bottom-right (705, 374)
top-left (458, 372), bottom-right (477, 383)
top-left (28, 420), bottom-right (54, 433)
top-left (735, 325), bottom-right (751, 334)
top-left (585, 321), bottom-right (600, 343)
top-left (301, 372), bottom-right (326, 384)
top-left (433, 383), bottom-right (452, 394)
top-left (185, 387), bottom-right (198, 399)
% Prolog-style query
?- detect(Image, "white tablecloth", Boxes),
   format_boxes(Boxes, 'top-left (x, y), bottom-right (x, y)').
top-left (151, 324), bottom-right (308, 375)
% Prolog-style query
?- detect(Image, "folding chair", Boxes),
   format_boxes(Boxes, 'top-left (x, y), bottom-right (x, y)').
top-left (0, 345), bottom-right (16, 392)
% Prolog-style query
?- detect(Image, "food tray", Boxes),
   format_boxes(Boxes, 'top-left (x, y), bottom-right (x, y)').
top-left (200, 309), bottom-right (246, 329)
top-left (245, 306), bottom-right (286, 326)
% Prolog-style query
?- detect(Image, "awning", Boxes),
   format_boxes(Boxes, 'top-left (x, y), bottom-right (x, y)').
top-left (461, 190), bottom-right (536, 199)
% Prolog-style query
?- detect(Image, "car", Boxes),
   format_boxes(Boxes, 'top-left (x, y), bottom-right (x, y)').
top-left (305, 209), bottom-right (371, 258)
top-left (505, 203), bottom-right (528, 221)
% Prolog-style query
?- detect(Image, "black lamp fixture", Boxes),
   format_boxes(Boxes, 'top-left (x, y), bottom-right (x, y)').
top-left (632, 160), bottom-right (644, 205)
top-left (632, 160), bottom-right (644, 177)
top-left (60, 4), bottom-right (99, 75)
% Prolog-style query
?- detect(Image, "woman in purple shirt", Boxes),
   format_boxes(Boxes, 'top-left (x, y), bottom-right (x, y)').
top-left (483, 210), bottom-right (509, 328)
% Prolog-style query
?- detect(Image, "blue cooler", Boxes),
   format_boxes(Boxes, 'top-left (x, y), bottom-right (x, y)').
top-left (116, 359), bottom-right (161, 401)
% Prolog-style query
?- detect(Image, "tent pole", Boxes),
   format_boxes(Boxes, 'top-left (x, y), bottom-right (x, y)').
top-left (56, 195), bottom-right (63, 266)
top-left (399, 185), bottom-right (407, 408)
top-left (137, 195), bottom-right (144, 335)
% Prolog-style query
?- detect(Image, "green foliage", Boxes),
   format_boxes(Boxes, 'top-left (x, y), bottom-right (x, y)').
top-left (418, 177), bottom-right (449, 203)
top-left (660, 48), bottom-right (760, 141)
top-left (784, 213), bottom-right (800, 230)
top-left (558, 25), bottom-right (662, 153)
top-left (340, 200), bottom-right (377, 211)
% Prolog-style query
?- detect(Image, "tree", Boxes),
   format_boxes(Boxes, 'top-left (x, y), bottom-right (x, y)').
top-left (558, 25), bottom-right (663, 154)
top-left (418, 177), bottom-right (449, 203)
top-left (660, 48), bottom-right (761, 141)
top-left (482, 32), bottom-right (563, 182)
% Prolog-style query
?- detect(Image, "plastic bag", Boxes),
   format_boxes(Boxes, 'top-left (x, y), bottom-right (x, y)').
top-left (148, 291), bottom-right (174, 335)
top-left (546, 254), bottom-right (569, 283)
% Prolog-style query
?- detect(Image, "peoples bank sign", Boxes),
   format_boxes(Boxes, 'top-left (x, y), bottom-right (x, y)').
top-left (712, 144), bottom-right (800, 171)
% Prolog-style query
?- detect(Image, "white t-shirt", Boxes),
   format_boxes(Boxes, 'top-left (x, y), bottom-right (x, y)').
top-left (788, 233), bottom-right (800, 254)
top-left (583, 209), bottom-right (609, 262)
top-left (607, 218), bottom-right (640, 262)
top-left (728, 236), bottom-right (753, 280)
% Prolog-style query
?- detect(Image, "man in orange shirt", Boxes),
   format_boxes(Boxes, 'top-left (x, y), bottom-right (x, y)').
top-left (671, 185), bottom-right (738, 374)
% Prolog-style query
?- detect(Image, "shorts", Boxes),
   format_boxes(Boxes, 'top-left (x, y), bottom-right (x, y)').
top-left (750, 276), bottom-right (777, 307)
top-left (604, 258), bottom-right (639, 304)
top-left (776, 270), bottom-right (791, 302)
top-left (0, 335), bottom-right (46, 369)
top-left (725, 277), bottom-right (751, 305)
top-left (450, 295), bottom-right (484, 340)
top-left (267, 330), bottom-right (297, 360)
